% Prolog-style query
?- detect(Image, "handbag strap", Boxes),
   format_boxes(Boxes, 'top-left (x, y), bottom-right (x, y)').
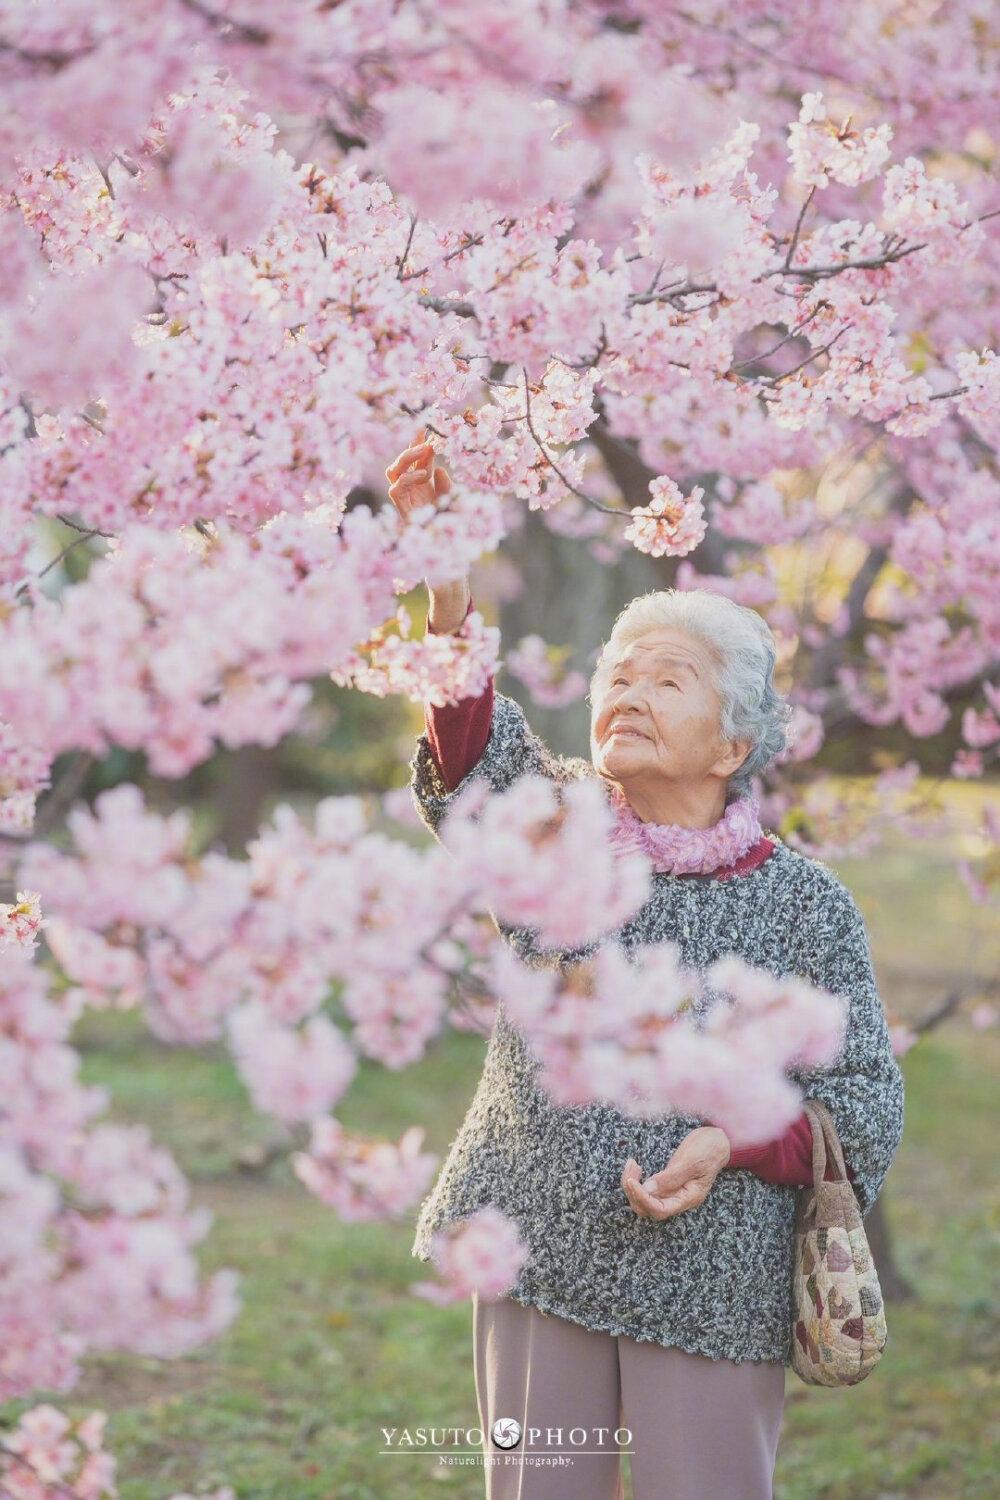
top-left (804, 1098), bottom-right (850, 1186)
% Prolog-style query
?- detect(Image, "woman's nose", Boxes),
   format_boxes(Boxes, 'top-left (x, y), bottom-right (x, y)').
top-left (612, 683), bottom-right (650, 713)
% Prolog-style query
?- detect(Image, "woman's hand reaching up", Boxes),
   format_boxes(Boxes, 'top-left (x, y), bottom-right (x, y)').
top-left (385, 426), bottom-right (469, 633)
top-left (385, 426), bottom-right (452, 520)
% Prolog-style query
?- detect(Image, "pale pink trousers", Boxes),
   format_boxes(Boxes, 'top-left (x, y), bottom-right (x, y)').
top-left (472, 1292), bottom-right (786, 1500)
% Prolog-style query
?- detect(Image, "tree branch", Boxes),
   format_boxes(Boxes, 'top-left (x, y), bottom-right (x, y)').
top-left (0, 750), bottom-right (95, 849)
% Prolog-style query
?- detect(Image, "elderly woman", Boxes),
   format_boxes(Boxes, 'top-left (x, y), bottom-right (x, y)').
top-left (387, 437), bottom-right (905, 1500)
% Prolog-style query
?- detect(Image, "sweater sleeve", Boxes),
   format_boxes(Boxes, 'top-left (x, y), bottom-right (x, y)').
top-left (781, 879), bottom-right (905, 1217)
top-left (410, 623), bottom-right (591, 843)
top-left (424, 595), bottom-right (495, 793)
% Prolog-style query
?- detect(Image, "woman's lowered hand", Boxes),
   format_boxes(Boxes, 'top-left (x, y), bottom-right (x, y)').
top-left (621, 1127), bottom-right (732, 1220)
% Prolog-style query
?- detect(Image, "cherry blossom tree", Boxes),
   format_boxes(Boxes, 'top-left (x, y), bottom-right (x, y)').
top-left (1, 2), bottom-right (998, 1490)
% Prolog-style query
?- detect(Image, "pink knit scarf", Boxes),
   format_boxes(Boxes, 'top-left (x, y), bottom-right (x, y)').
top-left (606, 780), bottom-right (764, 876)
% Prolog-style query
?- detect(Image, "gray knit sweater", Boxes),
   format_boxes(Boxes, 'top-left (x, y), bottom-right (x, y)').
top-left (409, 690), bottom-right (905, 1365)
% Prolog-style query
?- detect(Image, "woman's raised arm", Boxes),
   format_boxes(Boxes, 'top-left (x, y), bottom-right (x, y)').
top-left (386, 430), bottom-right (588, 839)
top-left (424, 593), bottom-right (495, 792)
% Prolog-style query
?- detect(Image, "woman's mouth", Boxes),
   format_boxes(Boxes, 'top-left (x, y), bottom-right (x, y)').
top-left (608, 725), bottom-right (648, 741)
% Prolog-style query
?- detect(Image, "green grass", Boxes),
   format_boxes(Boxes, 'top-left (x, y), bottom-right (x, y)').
top-left (3, 784), bottom-right (999, 1499)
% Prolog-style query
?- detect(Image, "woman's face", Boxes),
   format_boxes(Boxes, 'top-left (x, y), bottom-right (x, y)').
top-left (591, 627), bottom-right (746, 793)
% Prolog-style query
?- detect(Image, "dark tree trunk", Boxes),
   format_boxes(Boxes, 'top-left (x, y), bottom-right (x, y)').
top-left (865, 1194), bottom-right (917, 1304)
top-left (210, 743), bottom-right (279, 855)
top-left (498, 509), bottom-right (667, 757)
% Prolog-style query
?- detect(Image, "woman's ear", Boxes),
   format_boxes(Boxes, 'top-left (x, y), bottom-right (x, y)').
top-left (719, 737), bottom-right (753, 775)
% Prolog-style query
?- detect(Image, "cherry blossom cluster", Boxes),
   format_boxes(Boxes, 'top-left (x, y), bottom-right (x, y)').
top-left (839, 616), bottom-right (996, 743)
top-left (759, 759), bottom-right (967, 870)
top-left (788, 94), bottom-right (893, 190)
top-left (0, 504), bottom-right (507, 777)
top-left (291, 1120), bottom-right (439, 1224)
top-left (0, 52), bottom-right (992, 820)
top-left (435, 773), bottom-right (654, 949)
top-left (623, 478), bottom-right (707, 559)
top-left (0, 841), bottom-right (238, 1407)
top-left (338, 601), bottom-right (502, 709)
top-left (0, 722), bottom-right (52, 835)
top-left (0, 1402), bottom-right (235, 1500)
top-left (15, 770), bottom-right (867, 1329)
top-left (413, 1206), bottom-right (532, 1306)
top-left (503, 635), bottom-right (589, 708)
top-left (0, 943), bottom-right (241, 1400)
top-left (20, 772), bottom-right (651, 1065)
top-left (22, 771), bottom-right (862, 1166)
top-left (490, 940), bottom-right (849, 1145)
top-left (0, 890), bottom-right (42, 953)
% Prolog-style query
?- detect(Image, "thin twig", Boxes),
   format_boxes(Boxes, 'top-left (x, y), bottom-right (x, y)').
top-left (176, 0), bottom-right (270, 43)
top-left (630, 282), bottom-right (717, 306)
top-left (520, 368), bottom-right (624, 516)
top-left (926, 385), bottom-right (969, 402)
top-left (399, 230), bottom-right (487, 284)
top-left (757, 327), bottom-right (849, 386)
top-left (395, 213), bottom-right (418, 281)
top-left (37, 528), bottom-right (109, 579)
top-left (768, 240), bottom-right (927, 281)
top-left (912, 976), bottom-right (1000, 1036)
top-left (485, 251), bottom-right (539, 295)
top-left (55, 512), bottom-right (116, 538)
top-left (784, 186), bottom-right (817, 271)
top-left (729, 308), bottom-right (824, 373)
top-left (89, 150), bottom-right (115, 199)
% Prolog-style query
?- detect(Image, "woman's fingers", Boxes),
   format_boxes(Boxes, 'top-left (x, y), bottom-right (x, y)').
top-left (388, 470), bottom-right (430, 509)
top-left (387, 466), bottom-right (446, 522)
top-left (385, 444), bottom-right (430, 483)
top-left (385, 428), bottom-right (449, 524)
top-left (386, 439), bottom-right (429, 475)
top-left (627, 1181), bottom-right (658, 1217)
top-left (622, 1158), bottom-right (702, 1220)
top-left (386, 428), bottom-right (436, 482)
top-left (652, 1181), bottom-right (703, 1216)
top-left (622, 1160), bottom-right (650, 1218)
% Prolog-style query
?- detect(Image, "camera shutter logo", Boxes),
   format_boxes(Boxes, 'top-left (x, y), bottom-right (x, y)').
top-left (491, 1418), bottom-right (522, 1449)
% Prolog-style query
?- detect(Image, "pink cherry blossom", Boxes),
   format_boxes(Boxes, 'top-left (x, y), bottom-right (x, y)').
top-left (624, 478), bottom-right (707, 559)
top-left (888, 1024), bottom-right (920, 1058)
top-left (414, 1206), bottom-right (531, 1305)
top-left (788, 93), bottom-right (893, 189)
top-left (292, 1119), bottom-right (438, 1222)
top-left (226, 1002), bottom-right (358, 1125)
top-left (0, 891), bottom-right (43, 953)
top-left (504, 635), bottom-right (589, 707)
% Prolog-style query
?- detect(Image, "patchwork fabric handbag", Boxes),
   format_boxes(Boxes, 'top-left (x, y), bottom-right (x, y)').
top-left (790, 1098), bottom-right (888, 1386)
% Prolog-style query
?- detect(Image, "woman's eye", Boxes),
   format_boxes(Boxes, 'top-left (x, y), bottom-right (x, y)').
top-left (661, 680), bottom-right (678, 688)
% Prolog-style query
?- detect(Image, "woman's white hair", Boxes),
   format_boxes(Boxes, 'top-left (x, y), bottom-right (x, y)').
top-left (587, 588), bottom-right (794, 805)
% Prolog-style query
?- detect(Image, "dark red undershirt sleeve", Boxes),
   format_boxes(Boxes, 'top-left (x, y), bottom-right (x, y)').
top-left (721, 1110), bottom-right (857, 1187)
top-left (424, 594), bottom-right (495, 793)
